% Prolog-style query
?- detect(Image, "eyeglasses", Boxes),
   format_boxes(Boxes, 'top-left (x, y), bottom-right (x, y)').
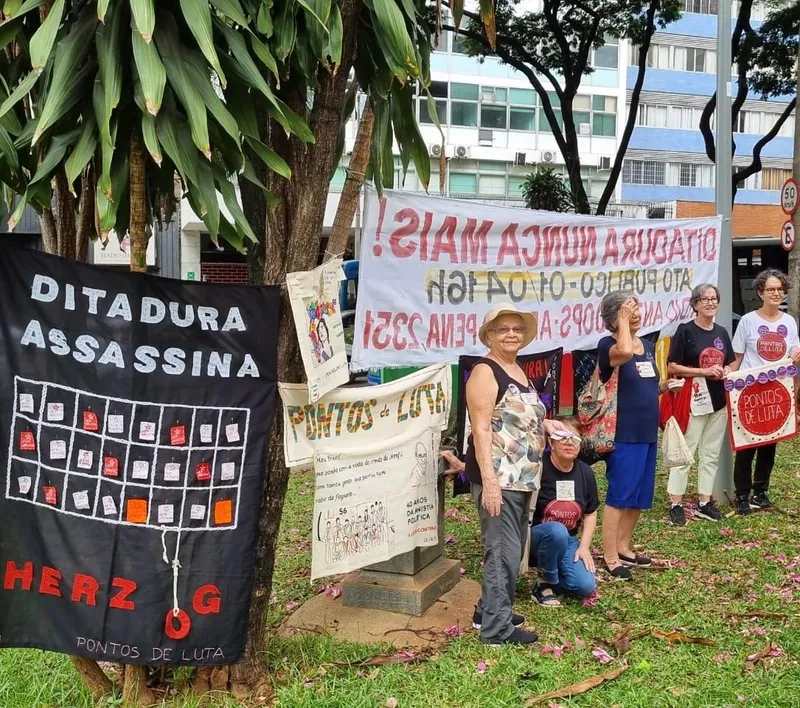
top-left (698, 297), bottom-right (719, 305)
top-left (491, 326), bottom-right (526, 335)
top-left (550, 432), bottom-right (581, 444)
top-left (762, 287), bottom-right (785, 295)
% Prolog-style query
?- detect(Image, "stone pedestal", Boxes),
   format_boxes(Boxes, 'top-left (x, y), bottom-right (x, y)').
top-left (342, 454), bottom-right (461, 616)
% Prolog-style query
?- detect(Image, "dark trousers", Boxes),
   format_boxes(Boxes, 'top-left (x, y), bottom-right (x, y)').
top-left (733, 443), bottom-right (776, 498)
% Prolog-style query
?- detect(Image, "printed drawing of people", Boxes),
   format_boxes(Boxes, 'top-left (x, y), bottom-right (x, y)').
top-left (324, 521), bottom-right (333, 564)
top-left (334, 518), bottom-right (344, 560)
top-left (343, 518), bottom-right (352, 554)
top-left (410, 442), bottom-right (431, 487)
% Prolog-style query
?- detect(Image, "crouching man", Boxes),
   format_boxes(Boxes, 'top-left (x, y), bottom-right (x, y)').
top-left (530, 418), bottom-right (598, 606)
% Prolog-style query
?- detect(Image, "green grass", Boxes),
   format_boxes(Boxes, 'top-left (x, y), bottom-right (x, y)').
top-left (3, 442), bottom-right (800, 707)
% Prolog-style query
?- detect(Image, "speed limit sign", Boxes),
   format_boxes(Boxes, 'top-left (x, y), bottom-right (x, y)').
top-left (781, 220), bottom-right (796, 252)
top-left (781, 178), bottom-right (799, 215)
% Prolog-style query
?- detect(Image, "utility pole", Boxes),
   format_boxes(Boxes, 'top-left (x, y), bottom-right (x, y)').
top-left (788, 40), bottom-right (800, 321)
top-left (713, 0), bottom-right (734, 505)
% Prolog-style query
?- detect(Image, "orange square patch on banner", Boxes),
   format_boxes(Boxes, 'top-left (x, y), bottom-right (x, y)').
top-left (126, 499), bottom-right (148, 524)
top-left (213, 499), bottom-right (233, 526)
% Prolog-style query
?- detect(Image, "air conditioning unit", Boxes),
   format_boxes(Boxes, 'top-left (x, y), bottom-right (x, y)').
top-left (541, 150), bottom-right (556, 163)
top-left (430, 144), bottom-right (443, 157)
top-left (455, 145), bottom-right (470, 159)
top-left (514, 152), bottom-right (527, 166)
top-left (598, 156), bottom-right (611, 171)
top-left (579, 123), bottom-right (591, 136)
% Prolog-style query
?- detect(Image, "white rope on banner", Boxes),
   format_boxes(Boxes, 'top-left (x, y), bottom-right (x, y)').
top-left (160, 528), bottom-right (183, 617)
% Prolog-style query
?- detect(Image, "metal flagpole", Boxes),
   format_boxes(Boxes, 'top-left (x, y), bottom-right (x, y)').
top-left (713, 0), bottom-right (734, 505)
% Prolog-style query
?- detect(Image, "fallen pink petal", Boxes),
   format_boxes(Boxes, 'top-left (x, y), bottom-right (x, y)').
top-left (769, 646), bottom-right (783, 657)
top-left (460, 567), bottom-right (467, 576)
top-left (476, 661), bottom-right (487, 674)
top-left (444, 624), bottom-right (462, 637)
top-left (444, 535), bottom-right (457, 544)
top-left (395, 649), bottom-right (417, 659)
top-left (444, 508), bottom-right (459, 518)
top-left (592, 648), bottom-right (613, 664)
top-left (326, 586), bottom-right (343, 599)
top-left (582, 591), bottom-right (600, 607)
top-left (713, 652), bottom-right (734, 663)
top-left (285, 601), bottom-right (300, 612)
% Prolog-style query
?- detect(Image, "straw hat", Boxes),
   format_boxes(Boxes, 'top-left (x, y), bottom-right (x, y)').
top-left (478, 303), bottom-right (538, 348)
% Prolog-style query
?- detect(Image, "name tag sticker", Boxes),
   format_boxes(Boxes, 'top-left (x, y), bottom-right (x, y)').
top-left (556, 480), bottom-right (575, 501)
top-left (636, 361), bottom-right (657, 378)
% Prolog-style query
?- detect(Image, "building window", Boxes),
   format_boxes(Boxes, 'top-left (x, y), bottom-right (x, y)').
top-left (622, 160), bottom-right (666, 185)
top-left (507, 175), bottom-right (526, 197)
top-left (636, 44), bottom-right (715, 73)
top-left (510, 108), bottom-right (535, 131)
top-left (481, 105), bottom-right (507, 129)
top-left (682, 0), bottom-right (718, 14)
top-left (679, 163), bottom-right (697, 187)
top-left (449, 172), bottom-right (478, 195)
top-left (452, 32), bottom-right (468, 54)
top-left (593, 36), bottom-right (619, 69)
top-left (330, 166), bottom-right (347, 191)
top-left (669, 106), bottom-right (699, 130)
top-left (539, 92), bottom-right (562, 133)
top-left (733, 110), bottom-right (761, 134)
top-left (760, 168), bottom-right (792, 191)
top-left (592, 95), bottom-right (617, 136)
top-left (637, 103), bottom-right (669, 128)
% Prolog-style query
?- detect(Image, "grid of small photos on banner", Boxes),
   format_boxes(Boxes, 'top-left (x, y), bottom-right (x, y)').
top-left (8, 376), bottom-right (250, 532)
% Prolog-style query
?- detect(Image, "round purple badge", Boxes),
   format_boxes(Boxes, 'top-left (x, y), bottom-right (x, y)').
top-left (777, 324), bottom-right (788, 337)
top-left (768, 369), bottom-right (777, 381)
top-left (757, 372), bottom-right (769, 384)
top-left (745, 375), bottom-right (756, 387)
top-left (714, 337), bottom-right (724, 350)
top-left (777, 366), bottom-right (788, 378)
top-left (734, 378), bottom-right (746, 390)
top-left (758, 325), bottom-right (769, 336)
top-left (789, 365), bottom-right (798, 377)
top-left (724, 379), bottom-right (735, 392)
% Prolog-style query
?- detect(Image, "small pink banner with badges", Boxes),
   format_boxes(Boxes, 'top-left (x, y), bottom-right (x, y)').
top-left (724, 360), bottom-right (798, 451)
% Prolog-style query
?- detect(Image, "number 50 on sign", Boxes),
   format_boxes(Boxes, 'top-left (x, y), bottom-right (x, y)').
top-left (781, 178), bottom-right (798, 216)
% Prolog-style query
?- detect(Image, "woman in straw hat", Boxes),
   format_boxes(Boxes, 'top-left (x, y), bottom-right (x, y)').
top-left (464, 303), bottom-right (567, 646)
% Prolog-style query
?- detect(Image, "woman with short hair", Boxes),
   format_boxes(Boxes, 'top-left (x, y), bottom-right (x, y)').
top-left (731, 269), bottom-right (800, 514)
top-left (464, 303), bottom-right (567, 645)
top-left (597, 291), bottom-right (679, 580)
top-left (665, 283), bottom-right (735, 525)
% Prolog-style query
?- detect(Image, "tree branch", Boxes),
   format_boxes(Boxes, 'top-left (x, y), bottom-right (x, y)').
top-left (572, 15), bottom-right (601, 90)
top-left (597, 0), bottom-right (659, 215)
top-left (543, 0), bottom-right (573, 79)
top-left (699, 0), bottom-right (754, 165)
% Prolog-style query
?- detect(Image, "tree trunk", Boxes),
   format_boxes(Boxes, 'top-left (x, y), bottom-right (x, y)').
top-left (559, 100), bottom-right (590, 214)
top-left (121, 131), bottom-right (157, 708)
top-left (69, 656), bottom-right (114, 703)
top-left (129, 132), bottom-right (148, 275)
top-left (327, 102), bottom-right (374, 257)
top-left (240, 154), bottom-right (267, 286)
top-left (39, 167), bottom-right (95, 261)
top-left (232, 0), bottom-right (365, 689)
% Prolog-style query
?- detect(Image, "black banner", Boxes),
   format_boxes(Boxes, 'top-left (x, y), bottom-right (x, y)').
top-left (0, 242), bottom-right (279, 665)
top-left (453, 350), bottom-right (562, 496)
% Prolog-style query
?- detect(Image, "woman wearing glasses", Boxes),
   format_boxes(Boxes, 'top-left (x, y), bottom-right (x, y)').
top-left (665, 284), bottom-right (735, 525)
top-left (529, 417), bottom-right (598, 606)
top-left (464, 303), bottom-right (567, 645)
top-left (731, 269), bottom-right (800, 515)
top-left (597, 291), bottom-right (680, 581)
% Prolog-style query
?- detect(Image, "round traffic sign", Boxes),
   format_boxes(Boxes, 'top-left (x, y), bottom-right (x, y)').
top-left (781, 220), bottom-right (796, 252)
top-left (781, 177), bottom-right (799, 215)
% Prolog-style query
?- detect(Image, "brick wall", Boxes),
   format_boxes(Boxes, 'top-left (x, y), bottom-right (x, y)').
top-left (676, 201), bottom-right (785, 240)
top-left (200, 262), bottom-right (249, 284)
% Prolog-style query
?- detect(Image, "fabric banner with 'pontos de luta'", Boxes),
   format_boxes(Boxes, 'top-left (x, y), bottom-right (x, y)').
top-left (0, 242), bottom-right (279, 665)
top-left (724, 360), bottom-right (798, 451)
top-left (279, 363), bottom-right (452, 467)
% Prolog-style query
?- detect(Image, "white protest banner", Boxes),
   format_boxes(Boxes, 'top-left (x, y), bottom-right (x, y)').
top-left (352, 189), bottom-right (721, 369)
top-left (279, 363), bottom-right (451, 466)
top-left (311, 427), bottom-right (440, 580)
top-left (287, 259), bottom-right (349, 402)
top-left (724, 360), bottom-right (798, 451)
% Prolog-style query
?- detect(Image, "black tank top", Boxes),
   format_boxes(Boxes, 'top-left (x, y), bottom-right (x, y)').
top-left (463, 359), bottom-right (546, 490)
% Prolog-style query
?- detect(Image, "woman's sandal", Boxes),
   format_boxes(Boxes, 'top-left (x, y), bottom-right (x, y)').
top-left (532, 583), bottom-right (562, 606)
